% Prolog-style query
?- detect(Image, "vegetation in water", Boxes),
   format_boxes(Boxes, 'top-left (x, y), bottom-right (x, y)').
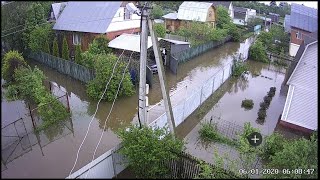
top-left (241, 99), bottom-right (254, 110)
top-left (232, 61), bottom-right (248, 77)
top-left (116, 124), bottom-right (184, 178)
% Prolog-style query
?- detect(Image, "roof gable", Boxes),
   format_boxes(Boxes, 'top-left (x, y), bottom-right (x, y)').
top-left (53, 1), bottom-right (122, 33)
top-left (177, 1), bottom-right (213, 22)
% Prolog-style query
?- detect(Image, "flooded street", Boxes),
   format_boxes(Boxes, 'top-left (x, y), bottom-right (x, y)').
top-left (1, 41), bottom-right (240, 178)
top-left (179, 60), bottom-right (288, 172)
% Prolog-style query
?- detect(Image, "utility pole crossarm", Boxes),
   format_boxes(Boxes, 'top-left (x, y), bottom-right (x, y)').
top-left (147, 18), bottom-right (176, 137)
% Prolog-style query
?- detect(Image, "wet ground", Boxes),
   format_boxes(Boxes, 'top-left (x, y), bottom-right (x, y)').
top-left (1, 42), bottom-right (240, 178)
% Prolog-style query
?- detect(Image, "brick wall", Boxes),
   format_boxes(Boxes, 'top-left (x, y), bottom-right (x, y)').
top-left (290, 27), bottom-right (311, 45)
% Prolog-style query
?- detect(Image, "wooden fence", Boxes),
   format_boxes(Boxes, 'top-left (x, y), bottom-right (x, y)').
top-left (28, 52), bottom-right (95, 83)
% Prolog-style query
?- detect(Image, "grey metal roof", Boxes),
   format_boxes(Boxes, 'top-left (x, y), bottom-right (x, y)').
top-left (290, 3), bottom-right (318, 32)
top-left (53, 1), bottom-right (122, 33)
top-left (51, 2), bottom-right (67, 20)
top-left (209, 1), bottom-right (231, 9)
top-left (234, 6), bottom-right (247, 13)
top-left (162, 12), bottom-right (178, 20)
top-left (284, 14), bottom-right (291, 32)
top-left (282, 41), bottom-right (318, 130)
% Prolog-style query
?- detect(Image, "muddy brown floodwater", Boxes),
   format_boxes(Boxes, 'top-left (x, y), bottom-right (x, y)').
top-left (1, 41), bottom-right (240, 178)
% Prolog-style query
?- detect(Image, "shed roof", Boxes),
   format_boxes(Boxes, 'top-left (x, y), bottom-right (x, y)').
top-left (108, 33), bottom-right (162, 52)
top-left (283, 41), bottom-right (318, 130)
top-left (209, 1), bottom-right (231, 9)
top-left (177, 1), bottom-right (213, 22)
top-left (162, 12), bottom-right (178, 20)
top-left (290, 3), bottom-right (318, 32)
top-left (53, 1), bottom-right (122, 33)
top-left (284, 14), bottom-right (291, 32)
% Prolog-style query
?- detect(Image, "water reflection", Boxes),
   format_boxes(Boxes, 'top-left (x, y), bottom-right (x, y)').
top-left (228, 74), bottom-right (249, 94)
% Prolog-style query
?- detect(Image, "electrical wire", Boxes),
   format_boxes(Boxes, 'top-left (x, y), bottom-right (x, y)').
top-left (68, 27), bottom-right (138, 176)
top-left (84, 50), bottom-right (135, 179)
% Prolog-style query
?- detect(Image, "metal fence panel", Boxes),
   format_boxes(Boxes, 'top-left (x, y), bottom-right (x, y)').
top-left (172, 101), bottom-right (185, 126)
top-left (183, 90), bottom-right (201, 119)
top-left (200, 77), bottom-right (214, 104)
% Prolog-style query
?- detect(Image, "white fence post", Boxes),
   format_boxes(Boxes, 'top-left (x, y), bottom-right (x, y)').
top-left (212, 77), bottom-right (215, 94)
top-left (182, 85), bottom-right (187, 120)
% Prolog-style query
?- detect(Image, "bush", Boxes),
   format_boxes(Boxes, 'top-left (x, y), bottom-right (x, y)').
top-left (249, 41), bottom-right (268, 63)
top-left (263, 95), bottom-right (272, 105)
top-left (150, 4), bottom-right (164, 19)
top-left (261, 132), bottom-right (287, 161)
top-left (259, 102), bottom-right (268, 110)
top-left (116, 125), bottom-right (184, 178)
top-left (28, 23), bottom-right (54, 53)
top-left (258, 109), bottom-right (267, 119)
top-left (232, 61), bottom-right (248, 77)
top-left (87, 35), bottom-right (111, 55)
top-left (52, 37), bottom-right (59, 57)
top-left (44, 40), bottom-right (50, 54)
top-left (1, 50), bottom-right (28, 82)
top-left (62, 36), bottom-right (69, 60)
top-left (154, 23), bottom-right (166, 38)
top-left (86, 53), bottom-right (135, 101)
top-left (241, 99), bottom-right (254, 109)
top-left (199, 122), bottom-right (238, 146)
top-left (74, 45), bottom-right (82, 64)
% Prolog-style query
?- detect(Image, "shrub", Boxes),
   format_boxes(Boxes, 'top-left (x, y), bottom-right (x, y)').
top-left (249, 41), bottom-right (268, 63)
top-left (28, 23), bottom-right (54, 53)
top-left (44, 40), bottom-right (50, 54)
top-left (261, 132), bottom-right (287, 161)
top-left (62, 36), bottom-right (69, 60)
top-left (87, 35), bottom-right (111, 55)
top-left (75, 45), bottom-right (82, 64)
top-left (258, 109), bottom-right (267, 119)
top-left (232, 61), bottom-right (248, 77)
top-left (116, 124), bottom-right (184, 178)
top-left (199, 122), bottom-right (238, 146)
top-left (1, 50), bottom-right (28, 82)
top-left (86, 53), bottom-right (135, 101)
top-left (263, 95), bottom-right (272, 105)
top-left (259, 102), bottom-right (268, 110)
top-left (241, 99), bottom-right (254, 109)
top-left (154, 23), bottom-right (166, 38)
top-left (52, 37), bottom-right (59, 57)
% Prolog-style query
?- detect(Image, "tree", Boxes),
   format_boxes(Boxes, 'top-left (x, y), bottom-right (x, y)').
top-left (154, 23), bottom-right (166, 38)
top-left (216, 5), bottom-right (232, 29)
top-left (28, 23), bottom-right (54, 53)
top-left (264, 134), bottom-right (318, 179)
top-left (116, 124), bottom-right (184, 178)
top-left (249, 41), bottom-right (268, 63)
top-left (52, 38), bottom-right (59, 57)
top-left (150, 4), bottom-right (164, 19)
top-left (1, 50), bottom-right (28, 82)
top-left (86, 53), bottom-right (135, 101)
top-left (74, 45), bottom-right (82, 64)
top-left (44, 40), bottom-right (51, 54)
top-left (87, 35), bottom-right (111, 55)
top-left (62, 36), bottom-right (69, 60)
top-left (270, 1), bottom-right (277, 7)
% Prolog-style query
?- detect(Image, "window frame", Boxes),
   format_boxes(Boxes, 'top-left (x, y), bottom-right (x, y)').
top-left (73, 33), bottom-right (81, 45)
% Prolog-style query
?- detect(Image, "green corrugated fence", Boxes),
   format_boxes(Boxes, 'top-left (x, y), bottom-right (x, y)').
top-left (28, 52), bottom-right (96, 83)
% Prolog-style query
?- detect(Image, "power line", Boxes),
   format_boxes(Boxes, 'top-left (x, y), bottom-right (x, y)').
top-left (1, 21), bottom-right (50, 38)
top-left (68, 27), bottom-right (138, 176)
top-left (1, 24), bottom-right (25, 33)
top-left (85, 49), bottom-right (134, 179)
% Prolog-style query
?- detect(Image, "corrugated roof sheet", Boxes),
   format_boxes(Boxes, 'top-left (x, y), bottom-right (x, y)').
top-left (283, 41), bottom-right (318, 130)
top-left (290, 3), bottom-right (318, 32)
top-left (284, 15), bottom-right (291, 32)
top-left (53, 1), bottom-right (122, 33)
top-left (108, 34), bottom-right (162, 52)
top-left (209, 1), bottom-right (231, 9)
top-left (162, 12), bottom-right (178, 20)
top-left (177, 1), bottom-right (213, 22)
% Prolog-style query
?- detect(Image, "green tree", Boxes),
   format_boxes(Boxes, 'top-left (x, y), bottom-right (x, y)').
top-left (86, 53), bottom-right (135, 101)
top-left (87, 35), bottom-right (111, 55)
top-left (116, 124), bottom-right (184, 178)
top-left (44, 40), bottom-right (51, 54)
top-left (249, 41), bottom-right (268, 63)
top-left (216, 5), bottom-right (232, 29)
top-left (62, 36), bottom-right (69, 60)
top-left (28, 23), bottom-right (54, 53)
top-left (74, 45), bottom-right (82, 64)
top-left (154, 23), bottom-right (166, 38)
top-left (150, 4), bottom-right (164, 19)
top-left (1, 50), bottom-right (28, 82)
top-left (52, 38), bottom-right (59, 57)
top-left (264, 134), bottom-right (318, 179)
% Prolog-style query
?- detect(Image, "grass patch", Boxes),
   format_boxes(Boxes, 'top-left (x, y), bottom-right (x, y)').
top-left (199, 122), bottom-right (238, 147)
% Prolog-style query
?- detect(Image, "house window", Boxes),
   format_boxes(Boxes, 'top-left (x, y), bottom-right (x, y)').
top-left (73, 33), bottom-right (81, 45)
top-left (296, 31), bottom-right (302, 39)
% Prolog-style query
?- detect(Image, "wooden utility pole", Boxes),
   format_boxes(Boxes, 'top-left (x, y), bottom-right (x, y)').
top-left (148, 18), bottom-right (176, 137)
